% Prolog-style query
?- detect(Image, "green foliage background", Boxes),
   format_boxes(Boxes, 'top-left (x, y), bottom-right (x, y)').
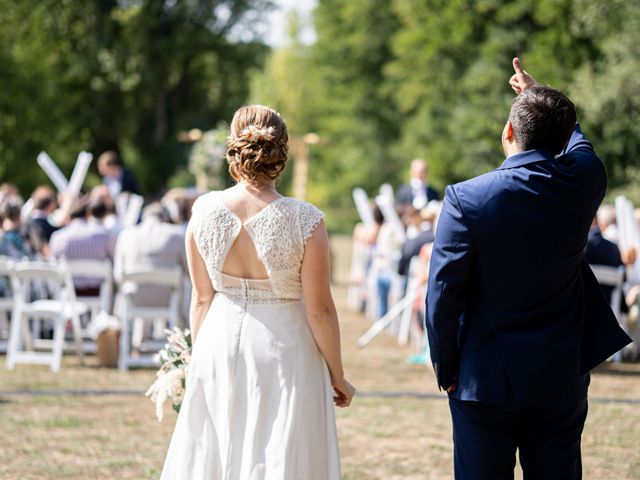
top-left (0, 0), bottom-right (270, 194)
top-left (1, 0), bottom-right (639, 230)
top-left (254, 0), bottom-right (640, 229)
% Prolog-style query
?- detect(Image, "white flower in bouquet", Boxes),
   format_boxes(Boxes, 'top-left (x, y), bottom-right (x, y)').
top-left (167, 367), bottom-right (186, 398)
top-left (146, 327), bottom-right (192, 421)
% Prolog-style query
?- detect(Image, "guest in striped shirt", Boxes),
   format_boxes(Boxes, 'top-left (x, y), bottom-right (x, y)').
top-left (49, 197), bottom-right (115, 296)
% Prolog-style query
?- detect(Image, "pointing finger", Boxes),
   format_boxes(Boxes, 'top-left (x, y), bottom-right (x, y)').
top-left (513, 57), bottom-right (524, 75)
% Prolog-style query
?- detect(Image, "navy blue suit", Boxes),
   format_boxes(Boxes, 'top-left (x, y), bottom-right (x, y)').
top-left (396, 183), bottom-right (440, 206)
top-left (426, 125), bottom-right (631, 479)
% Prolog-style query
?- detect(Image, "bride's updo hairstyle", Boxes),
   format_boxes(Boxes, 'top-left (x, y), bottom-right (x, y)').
top-left (227, 105), bottom-right (289, 186)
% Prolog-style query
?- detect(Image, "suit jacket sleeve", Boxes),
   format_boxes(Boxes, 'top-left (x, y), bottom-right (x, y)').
top-left (425, 185), bottom-right (474, 390)
top-left (561, 123), bottom-right (607, 213)
top-left (562, 123), bottom-right (594, 155)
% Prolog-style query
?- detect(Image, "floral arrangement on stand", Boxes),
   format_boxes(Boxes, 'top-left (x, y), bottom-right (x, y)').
top-left (146, 327), bottom-right (192, 421)
top-left (188, 124), bottom-right (228, 191)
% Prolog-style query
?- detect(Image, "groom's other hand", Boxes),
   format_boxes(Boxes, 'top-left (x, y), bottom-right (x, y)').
top-left (445, 384), bottom-right (457, 394)
top-left (509, 57), bottom-right (536, 94)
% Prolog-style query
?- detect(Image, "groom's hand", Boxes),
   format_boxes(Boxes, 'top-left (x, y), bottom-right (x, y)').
top-left (445, 383), bottom-right (457, 394)
top-left (509, 57), bottom-right (536, 94)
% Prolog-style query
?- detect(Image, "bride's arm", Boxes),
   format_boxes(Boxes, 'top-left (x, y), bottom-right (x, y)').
top-left (185, 229), bottom-right (215, 342)
top-left (302, 220), bottom-right (355, 407)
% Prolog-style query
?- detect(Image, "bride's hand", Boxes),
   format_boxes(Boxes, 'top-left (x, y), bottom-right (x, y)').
top-left (332, 377), bottom-right (355, 408)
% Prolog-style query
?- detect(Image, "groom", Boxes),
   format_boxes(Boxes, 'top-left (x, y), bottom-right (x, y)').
top-left (425, 58), bottom-right (632, 479)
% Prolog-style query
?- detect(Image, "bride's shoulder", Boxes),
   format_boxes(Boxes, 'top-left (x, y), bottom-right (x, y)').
top-left (278, 197), bottom-right (324, 218)
top-left (191, 190), bottom-right (222, 212)
top-left (282, 198), bottom-right (325, 241)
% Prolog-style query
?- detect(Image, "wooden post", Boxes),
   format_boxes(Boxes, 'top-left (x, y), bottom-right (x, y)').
top-left (291, 139), bottom-right (309, 200)
top-left (290, 133), bottom-right (321, 201)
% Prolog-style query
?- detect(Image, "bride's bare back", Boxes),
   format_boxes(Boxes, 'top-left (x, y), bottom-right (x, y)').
top-left (220, 184), bottom-right (281, 279)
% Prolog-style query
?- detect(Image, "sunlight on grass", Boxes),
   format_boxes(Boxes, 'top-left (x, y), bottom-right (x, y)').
top-left (1, 237), bottom-right (639, 478)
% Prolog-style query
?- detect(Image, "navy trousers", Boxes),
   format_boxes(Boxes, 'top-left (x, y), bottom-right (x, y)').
top-left (448, 374), bottom-right (590, 480)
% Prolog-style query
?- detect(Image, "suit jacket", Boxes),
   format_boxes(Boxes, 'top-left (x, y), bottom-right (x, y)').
top-left (114, 218), bottom-right (187, 307)
top-left (426, 125), bottom-right (631, 404)
top-left (120, 169), bottom-right (140, 194)
top-left (396, 183), bottom-right (440, 207)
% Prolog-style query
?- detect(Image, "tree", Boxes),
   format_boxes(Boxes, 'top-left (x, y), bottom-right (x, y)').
top-left (308, 0), bottom-right (400, 212)
top-left (0, 0), bottom-right (270, 196)
top-left (386, 0), bottom-right (598, 188)
top-left (570, 0), bottom-right (640, 192)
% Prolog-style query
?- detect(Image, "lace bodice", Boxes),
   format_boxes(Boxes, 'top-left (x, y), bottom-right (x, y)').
top-left (188, 191), bottom-right (324, 303)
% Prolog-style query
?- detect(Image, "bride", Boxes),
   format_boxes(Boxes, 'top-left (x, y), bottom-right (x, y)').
top-left (160, 105), bottom-right (355, 479)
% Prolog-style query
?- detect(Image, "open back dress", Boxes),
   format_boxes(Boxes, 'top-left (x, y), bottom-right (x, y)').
top-left (160, 191), bottom-right (341, 480)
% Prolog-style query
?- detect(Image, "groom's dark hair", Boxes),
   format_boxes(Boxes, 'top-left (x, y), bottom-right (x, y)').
top-left (509, 85), bottom-right (576, 155)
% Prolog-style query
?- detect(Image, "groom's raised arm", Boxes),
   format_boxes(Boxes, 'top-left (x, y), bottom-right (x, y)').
top-left (561, 123), bottom-right (595, 156)
top-left (426, 185), bottom-right (474, 392)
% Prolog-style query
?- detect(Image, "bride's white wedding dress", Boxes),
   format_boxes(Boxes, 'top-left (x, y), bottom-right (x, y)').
top-left (160, 191), bottom-right (341, 480)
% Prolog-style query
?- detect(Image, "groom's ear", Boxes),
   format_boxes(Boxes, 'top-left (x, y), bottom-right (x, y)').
top-left (504, 121), bottom-right (515, 143)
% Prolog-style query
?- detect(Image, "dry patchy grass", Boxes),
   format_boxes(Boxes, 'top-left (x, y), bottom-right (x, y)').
top-left (0, 236), bottom-right (639, 478)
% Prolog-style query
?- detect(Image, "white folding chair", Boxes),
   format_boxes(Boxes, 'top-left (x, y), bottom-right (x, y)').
top-left (66, 259), bottom-right (113, 315)
top-left (347, 240), bottom-right (371, 311)
top-left (590, 264), bottom-right (626, 363)
top-left (118, 267), bottom-right (182, 370)
top-left (0, 257), bottom-right (14, 352)
top-left (6, 261), bottom-right (86, 372)
top-left (397, 256), bottom-right (422, 346)
top-left (66, 259), bottom-right (114, 353)
top-left (66, 259), bottom-right (113, 325)
top-left (358, 256), bottom-right (423, 348)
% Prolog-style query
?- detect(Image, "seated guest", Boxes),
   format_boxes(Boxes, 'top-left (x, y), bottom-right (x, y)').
top-left (90, 185), bottom-right (121, 236)
top-left (49, 198), bottom-right (115, 296)
top-left (114, 202), bottom-right (188, 308)
top-left (26, 186), bottom-right (59, 258)
top-left (597, 204), bottom-right (618, 243)
top-left (583, 218), bottom-right (627, 313)
top-left (373, 218), bottom-right (403, 319)
top-left (0, 183), bottom-right (20, 200)
top-left (397, 205), bottom-right (440, 277)
top-left (97, 151), bottom-right (140, 197)
top-left (162, 188), bottom-right (192, 230)
top-left (353, 204), bottom-right (385, 246)
top-left (0, 195), bottom-right (30, 259)
top-left (396, 159), bottom-right (440, 213)
top-left (115, 203), bottom-right (189, 348)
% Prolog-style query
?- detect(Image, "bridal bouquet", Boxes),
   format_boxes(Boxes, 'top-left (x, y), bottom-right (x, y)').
top-left (146, 327), bottom-right (192, 421)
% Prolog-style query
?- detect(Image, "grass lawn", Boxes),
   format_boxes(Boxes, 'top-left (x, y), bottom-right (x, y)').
top-left (1, 236), bottom-right (640, 479)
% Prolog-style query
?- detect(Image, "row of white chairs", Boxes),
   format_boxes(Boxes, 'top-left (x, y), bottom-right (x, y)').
top-left (0, 257), bottom-right (182, 372)
top-left (351, 245), bottom-right (629, 362)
